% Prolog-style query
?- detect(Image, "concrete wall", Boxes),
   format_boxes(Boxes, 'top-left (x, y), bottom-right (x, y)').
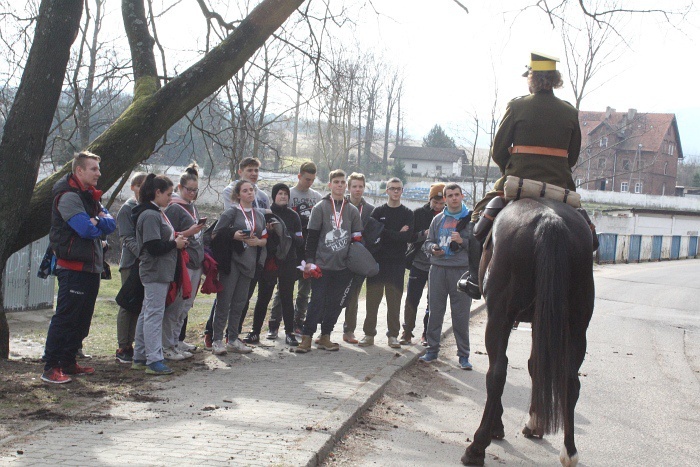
top-left (594, 211), bottom-right (700, 236)
top-left (580, 188), bottom-right (700, 211)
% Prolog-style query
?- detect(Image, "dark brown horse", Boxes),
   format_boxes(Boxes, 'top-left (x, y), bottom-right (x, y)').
top-left (462, 197), bottom-right (595, 466)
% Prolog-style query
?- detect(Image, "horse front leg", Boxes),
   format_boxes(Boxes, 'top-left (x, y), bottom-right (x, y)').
top-left (462, 318), bottom-right (511, 466)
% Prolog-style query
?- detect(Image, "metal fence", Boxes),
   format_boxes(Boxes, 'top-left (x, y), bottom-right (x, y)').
top-left (596, 233), bottom-right (699, 264)
top-left (2, 236), bottom-right (55, 311)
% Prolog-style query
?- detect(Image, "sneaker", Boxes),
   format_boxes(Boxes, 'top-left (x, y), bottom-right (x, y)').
top-left (266, 327), bottom-right (279, 340)
top-left (343, 332), bottom-right (359, 344)
top-left (388, 336), bottom-right (401, 349)
top-left (399, 332), bottom-right (412, 345)
top-left (178, 340), bottom-right (197, 352)
top-left (421, 334), bottom-right (428, 347)
top-left (163, 347), bottom-right (186, 361)
top-left (226, 338), bottom-right (253, 354)
top-left (177, 348), bottom-right (194, 359)
top-left (358, 335), bottom-right (374, 347)
top-left (131, 360), bottom-right (147, 371)
top-left (242, 332), bottom-right (260, 344)
top-left (419, 351), bottom-right (438, 363)
top-left (116, 348), bottom-right (133, 363)
top-left (63, 363), bottom-right (95, 376)
top-left (292, 335), bottom-right (312, 353)
top-left (293, 326), bottom-right (303, 337)
top-left (75, 348), bottom-right (92, 359)
top-left (41, 367), bottom-right (72, 384)
top-left (204, 333), bottom-right (213, 350)
top-left (316, 334), bottom-right (340, 351)
top-left (212, 340), bottom-right (227, 355)
top-left (285, 333), bottom-right (299, 346)
top-left (459, 356), bottom-right (473, 370)
top-left (145, 360), bottom-right (174, 375)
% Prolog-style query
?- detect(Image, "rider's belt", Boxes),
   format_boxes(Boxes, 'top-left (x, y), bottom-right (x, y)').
top-left (509, 145), bottom-right (568, 158)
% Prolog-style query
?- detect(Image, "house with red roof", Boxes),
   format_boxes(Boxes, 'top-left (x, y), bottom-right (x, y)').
top-left (574, 107), bottom-right (683, 196)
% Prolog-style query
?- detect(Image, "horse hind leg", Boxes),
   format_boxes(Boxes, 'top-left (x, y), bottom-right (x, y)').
top-left (559, 329), bottom-right (587, 466)
top-left (522, 356), bottom-right (544, 439)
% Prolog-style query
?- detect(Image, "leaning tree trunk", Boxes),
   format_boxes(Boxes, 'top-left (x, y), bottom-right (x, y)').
top-left (0, 0), bottom-right (84, 359)
top-left (12, 0), bottom-right (306, 254)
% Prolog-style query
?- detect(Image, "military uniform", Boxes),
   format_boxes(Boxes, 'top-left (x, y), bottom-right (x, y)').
top-left (471, 89), bottom-right (581, 221)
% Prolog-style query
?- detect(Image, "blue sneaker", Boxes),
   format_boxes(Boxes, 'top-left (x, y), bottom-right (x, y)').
top-left (145, 360), bottom-right (174, 375)
top-left (459, 356), bottom-right (473, 370)
top-left (419, 351), bottom-right (438, 363)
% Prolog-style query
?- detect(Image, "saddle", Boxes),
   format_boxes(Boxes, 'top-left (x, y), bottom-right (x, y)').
top-left (474, 177), bottom-right (598, 250)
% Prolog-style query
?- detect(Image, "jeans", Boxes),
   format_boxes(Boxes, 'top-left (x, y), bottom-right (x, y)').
top-left (302, 269), bottom-right (354, 337)
top-left (270, 275), bottom-right (310, 329)
top-left (43, 269), bottom-right (100, 371)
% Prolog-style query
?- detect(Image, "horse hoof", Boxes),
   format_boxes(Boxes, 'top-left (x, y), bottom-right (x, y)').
top-left (491, 427), bottom-right (505, 440)
top-left (461, 445), bottom-right (485, 466)
top-left (522, 425), bottom-right (543, 439)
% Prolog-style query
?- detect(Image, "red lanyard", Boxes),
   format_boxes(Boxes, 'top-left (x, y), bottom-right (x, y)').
top-left (332, 198), bottom-right (346, 230)
top-left (239, 206), bottom-right (256, 233)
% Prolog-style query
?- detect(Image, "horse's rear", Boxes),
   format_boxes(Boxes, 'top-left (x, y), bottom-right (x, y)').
top-left (462, 198), bottom-right (594, 466)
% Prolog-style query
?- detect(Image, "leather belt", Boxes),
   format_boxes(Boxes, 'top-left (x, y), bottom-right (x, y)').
top-left (509, 145), bottom-right (568, 158)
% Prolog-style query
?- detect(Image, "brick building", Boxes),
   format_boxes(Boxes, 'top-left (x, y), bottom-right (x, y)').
top-left (574, 107), bottom-right (684, 196)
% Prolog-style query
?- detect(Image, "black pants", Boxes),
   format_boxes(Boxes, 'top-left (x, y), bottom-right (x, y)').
top-left (302, 269), bottom-right (354, 337)
top-left (251, 262), bottom-right (297, 335)
top-left (43, 269), bottom-right (100, 371)
top-left (402, 265), bottom-right (430, 337)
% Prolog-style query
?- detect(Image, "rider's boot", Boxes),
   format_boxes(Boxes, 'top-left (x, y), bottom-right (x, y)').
top-left (460, 221), bottom-right (483, 300)
top-left (473, 196), bottom-right (506, 242)
top-left (577, 208), bottom-right (599, 251)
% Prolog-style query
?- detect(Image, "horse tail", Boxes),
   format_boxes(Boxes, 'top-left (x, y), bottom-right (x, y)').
top-left (530, 214), bottom-right (570, 434)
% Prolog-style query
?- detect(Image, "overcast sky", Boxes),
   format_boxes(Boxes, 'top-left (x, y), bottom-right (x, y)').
top-left (109, 0), bottom-right (700, 158)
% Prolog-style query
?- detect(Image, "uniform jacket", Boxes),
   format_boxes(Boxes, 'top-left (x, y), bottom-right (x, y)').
top-left (491, 89), bottom-right (581, 192)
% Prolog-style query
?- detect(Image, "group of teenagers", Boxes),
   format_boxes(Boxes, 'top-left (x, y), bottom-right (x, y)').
top-left (116, 156), bottom-right (479, 374)
top-left (39, 153), bottom-right (478, 384)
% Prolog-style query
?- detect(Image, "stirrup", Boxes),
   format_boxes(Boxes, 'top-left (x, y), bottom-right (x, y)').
top-left (458, 274), bottom-right (482, 300)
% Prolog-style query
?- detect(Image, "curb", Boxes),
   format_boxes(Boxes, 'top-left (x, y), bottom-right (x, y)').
top-left (303, 301), bottom-right (487, 466)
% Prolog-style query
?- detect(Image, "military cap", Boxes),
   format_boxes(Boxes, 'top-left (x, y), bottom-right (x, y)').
top-left (522, 52), bottom-right (559, 77)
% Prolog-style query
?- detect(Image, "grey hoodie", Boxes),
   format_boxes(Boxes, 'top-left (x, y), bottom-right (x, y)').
top-left (307, 194), bottom-right (363, 271)
top-left (423, 204), bottom-right (471, 268)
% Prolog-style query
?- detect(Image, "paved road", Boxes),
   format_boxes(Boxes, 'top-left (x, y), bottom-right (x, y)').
top-left (327, 259), bottom-right (700, 466)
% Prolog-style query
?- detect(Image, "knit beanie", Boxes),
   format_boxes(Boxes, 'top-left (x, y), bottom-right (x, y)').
top-left (271, 182), bottom-right (290, 202)
top-left (429, 183), bottom-right (446, 200)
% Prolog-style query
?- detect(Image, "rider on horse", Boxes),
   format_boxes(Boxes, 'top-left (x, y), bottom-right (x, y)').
top-left (463, 52), bottom-right (596, 301)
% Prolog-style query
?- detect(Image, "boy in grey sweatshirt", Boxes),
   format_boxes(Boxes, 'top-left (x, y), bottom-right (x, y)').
top-left (421, 183), bottom-right (474, 370)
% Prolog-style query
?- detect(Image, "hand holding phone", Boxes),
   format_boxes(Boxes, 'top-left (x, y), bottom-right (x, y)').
top-left (241, 229), bottom-right (251, 237)
top-left (197, 217), bottom-right (207, 225)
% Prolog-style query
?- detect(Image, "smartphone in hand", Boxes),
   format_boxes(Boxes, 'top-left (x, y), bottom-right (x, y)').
top-left (241, 229), bottom-right (251, 237)
top-left (197, 217), bottom-right (207, 225)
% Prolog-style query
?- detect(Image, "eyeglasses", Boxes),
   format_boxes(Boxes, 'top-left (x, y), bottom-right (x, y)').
top-left (387, 187), bottom-right (403, 192)
top-left (182, 187), bottom-right (199, 194)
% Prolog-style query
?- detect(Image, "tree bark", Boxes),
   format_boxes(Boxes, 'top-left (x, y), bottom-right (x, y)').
top-left (0, 0), bottom-right (84, 359)
top-left (12, 0), bottom-right (306, 254)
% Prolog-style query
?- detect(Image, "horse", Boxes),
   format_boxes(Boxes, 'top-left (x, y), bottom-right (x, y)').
top-left (461, 197), bottom-right (595, 466)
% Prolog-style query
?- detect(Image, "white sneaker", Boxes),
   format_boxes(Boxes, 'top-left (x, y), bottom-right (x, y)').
top-left (226, 338), bottom-right (253, 354)
top-left (212, 340), bottom-right (227, 355)
top-left (388, 336), bottom-right (401, 349)
top-left (177, 348), bottom-right (194, 359)
top-left (358, 335), bottom-right (374, 347)
top-left (163, 347), bottom-right (185, 361)
top-left (178, 340), bottom-right (197, 352)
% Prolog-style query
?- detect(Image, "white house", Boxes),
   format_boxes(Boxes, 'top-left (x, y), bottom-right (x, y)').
top-left (390, 146), bottom-right (466, 177)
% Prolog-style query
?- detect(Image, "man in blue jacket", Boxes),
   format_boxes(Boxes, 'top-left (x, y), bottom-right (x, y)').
top-left (42, 151), bottom-right (116, 383)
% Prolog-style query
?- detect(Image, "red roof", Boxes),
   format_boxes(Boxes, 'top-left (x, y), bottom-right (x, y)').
top-left (579, 108), bottom-right (683, 158)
